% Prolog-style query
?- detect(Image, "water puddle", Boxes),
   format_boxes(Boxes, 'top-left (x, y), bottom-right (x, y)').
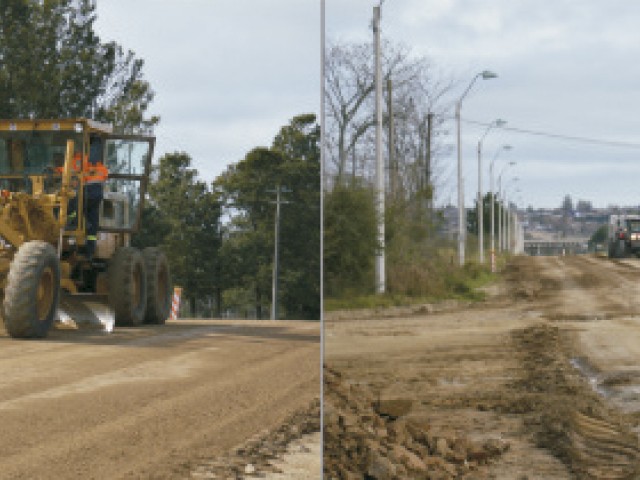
top-left (570, 356), bottom-right (640, 414)
top-left (569, 357), bottom-right (608, 397)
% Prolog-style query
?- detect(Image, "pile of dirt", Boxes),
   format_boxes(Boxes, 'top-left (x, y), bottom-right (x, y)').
top-left (323, 367), bottom-right (509, 479)
top-left (189, 400), bottom-right (320, 479)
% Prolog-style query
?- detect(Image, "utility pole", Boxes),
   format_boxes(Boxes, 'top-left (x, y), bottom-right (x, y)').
top-left (477, 140), bottom-right (484, 264)
top-left (270, 185), bottom-right (290, 320)
top-left (373, 4), bottom-right (385, 294)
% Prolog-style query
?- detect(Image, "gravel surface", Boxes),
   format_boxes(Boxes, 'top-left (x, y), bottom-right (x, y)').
top-left (0, 319), bottom-right (319, 479)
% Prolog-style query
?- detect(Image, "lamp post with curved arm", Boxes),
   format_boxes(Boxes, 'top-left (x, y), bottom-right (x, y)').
top-left (497, 163), bottom-right (516, 255)
top-left (455, 70), bottom-right (497, 266)
top-left (489, 146), bottom-right (512, 272)
top-left (477, 119), bottom-right (506, 264)
top-left (503, 180), bottom-right (520, 252)
top-left (508, 187), bottom-right (522, 252)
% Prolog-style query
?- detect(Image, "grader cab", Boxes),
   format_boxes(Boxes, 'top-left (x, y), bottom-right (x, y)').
top-left (0, 118), bottom-right (172, 338)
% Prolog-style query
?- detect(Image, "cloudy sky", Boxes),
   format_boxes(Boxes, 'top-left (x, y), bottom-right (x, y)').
top-left (94, 1), bottom-right (319, 184)
top-left (326, 0), bottom-right (640, 209)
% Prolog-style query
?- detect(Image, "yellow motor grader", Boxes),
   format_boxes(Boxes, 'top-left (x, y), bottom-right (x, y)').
top-left (0, 118), bottom-right (172, 337)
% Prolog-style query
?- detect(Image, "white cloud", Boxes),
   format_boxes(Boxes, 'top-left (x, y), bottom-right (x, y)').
top-left (94, 1), bottom-right (319, 183)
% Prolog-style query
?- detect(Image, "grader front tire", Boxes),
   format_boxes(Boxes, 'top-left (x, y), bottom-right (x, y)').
top-left (3, 241), bottom-right (60, 338)
top-left (108, 247), bottom-right (147, 327)
top-left (143, 248), bottom-right (172, 325)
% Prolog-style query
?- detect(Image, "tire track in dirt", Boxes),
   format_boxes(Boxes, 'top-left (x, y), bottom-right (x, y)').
top-left (509, 323), bottom-right (640, 479)
top-left (505, 257), bottom-right (640, 478)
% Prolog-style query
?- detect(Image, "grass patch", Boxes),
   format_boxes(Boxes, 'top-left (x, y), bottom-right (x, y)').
top-left (325, 259), bottom-right (498, 311)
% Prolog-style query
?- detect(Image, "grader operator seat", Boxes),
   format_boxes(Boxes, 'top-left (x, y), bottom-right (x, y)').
top-left (0, 119), bottom-right (172, 338)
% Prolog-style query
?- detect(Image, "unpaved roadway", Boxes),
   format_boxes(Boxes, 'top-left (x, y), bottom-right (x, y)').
top-left (325, 255), bottom-right (640, 479)
top-left (0, 319), bottom-right (319, 479)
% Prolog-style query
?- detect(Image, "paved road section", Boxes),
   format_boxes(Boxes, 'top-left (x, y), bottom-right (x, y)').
top-left (0, 319), bottom-right (319, 479)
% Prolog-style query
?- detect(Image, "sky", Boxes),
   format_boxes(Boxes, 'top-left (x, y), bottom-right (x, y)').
top-left (94, 1), bottom-right (320, 184)
top-left (325, 0), bottom-right (640, 209)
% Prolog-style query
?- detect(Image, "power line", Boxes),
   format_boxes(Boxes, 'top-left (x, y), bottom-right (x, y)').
top-left (461, 118), bottom-right (640, 150)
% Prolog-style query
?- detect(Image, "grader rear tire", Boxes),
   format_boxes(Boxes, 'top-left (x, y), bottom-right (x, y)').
top-left (108, 247), bottom-right (147, 327)
top-left (3, 241), bottom-right (60, 338)
top-left (143, 247), bottom-right (171, 324)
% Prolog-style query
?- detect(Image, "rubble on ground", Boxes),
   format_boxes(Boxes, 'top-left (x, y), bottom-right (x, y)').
top-left (189, 400), bottom-right (320, 479)
top-left (323, 367), bottom-right (509, 479)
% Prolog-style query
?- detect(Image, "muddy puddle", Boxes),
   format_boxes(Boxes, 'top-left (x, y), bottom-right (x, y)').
top-left (571, 356), bottom-right (640, 415)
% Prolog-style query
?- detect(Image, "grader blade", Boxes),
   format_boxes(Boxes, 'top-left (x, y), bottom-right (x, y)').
top-left (57, 293), bottom-right (115, 333)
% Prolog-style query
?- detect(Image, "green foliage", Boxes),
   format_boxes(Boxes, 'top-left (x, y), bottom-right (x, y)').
top-left (467, 192), bottom-right (499, 235)
top-left (215, 114), bottom-right (320, 320)
top-left (135, 152), bottom-right (222, 315)
top-left (326, 258), bottom-right (494, 311)
top-left (589, 224), bottom-right (608, 246)
top-left (324, 181), bottom-right (378, 298)
top-left (324, 186), bottom-right (495, 309)
top-left (0, 0), bottom-right (158, 133)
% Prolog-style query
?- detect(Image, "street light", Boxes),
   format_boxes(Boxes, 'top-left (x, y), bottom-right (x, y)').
top-left (455, 70), bottom-right (497, 266)
top-left (477, 118), bottom-right (506, 264)
top-left (507, 187), bottom-right (522, 252)
top-left (490, 146), bottom-right (513, 272)
top-left (510, 192), bottom-right (524, 254)
top-left (497, 164), bottom-right (516, 255)
top-left (503, 180), bottom-right (520, 252)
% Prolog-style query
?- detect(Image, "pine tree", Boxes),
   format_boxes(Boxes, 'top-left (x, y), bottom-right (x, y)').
top-left (0, 0), bottom-right (157, 133)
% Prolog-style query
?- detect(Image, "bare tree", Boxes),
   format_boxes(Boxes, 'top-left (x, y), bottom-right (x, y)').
top-left (325, 38), bottom-right (454, 202)
top-left (325, 41), bottom-right (374, 184)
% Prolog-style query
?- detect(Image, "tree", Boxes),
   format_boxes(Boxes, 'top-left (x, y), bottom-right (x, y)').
top-left (466, 192), bottom-right (498, 236)
top-left (216, 147), bottom-right (284, 319)
top-left (324, 182), bottom-right (378, 297)
top-left (325, 38), bottom-right (453, 197)
top-left (589, 225), bottom-right (608, 248)
top-left (0, 0), bottom-right (158, 133)
top-left (272, 114), bottom-right (321, 319)
top-left (136, 152), bottom-right (222, 316)
top-left (215, 114), bottom-right (320, 320)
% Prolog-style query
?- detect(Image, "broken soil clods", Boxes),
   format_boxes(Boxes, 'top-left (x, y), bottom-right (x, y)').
top-left (324, 367), bottom-right (509, 479)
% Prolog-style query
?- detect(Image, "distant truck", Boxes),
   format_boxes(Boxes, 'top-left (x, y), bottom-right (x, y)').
top-left (608, 214), bottom-right (640, 258)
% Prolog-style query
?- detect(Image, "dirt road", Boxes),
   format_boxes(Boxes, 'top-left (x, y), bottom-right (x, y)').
top-left (325, 255), bottom-right (640, 479)
top-left (0, 319), bottom-right (319, 479)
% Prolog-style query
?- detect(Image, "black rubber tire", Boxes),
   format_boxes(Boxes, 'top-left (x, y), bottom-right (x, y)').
top-left (3, 241), bottom-right (60, 338)
top-left (142, 247), bottom-right (172, 324)
top-left (108, 247), bottom-right (147, 326)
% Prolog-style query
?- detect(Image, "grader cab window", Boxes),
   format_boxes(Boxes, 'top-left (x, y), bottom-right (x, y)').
top-left (105, 139), bottom-right (150, 176)
top-left (103, 138), bottom-right (153, 232)
top-left (626, 220), bottom-right (640, 233)
top-left (0, 131), bottom-right (82, 175)
top-left (0, 131), bottom-right (83, 193)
